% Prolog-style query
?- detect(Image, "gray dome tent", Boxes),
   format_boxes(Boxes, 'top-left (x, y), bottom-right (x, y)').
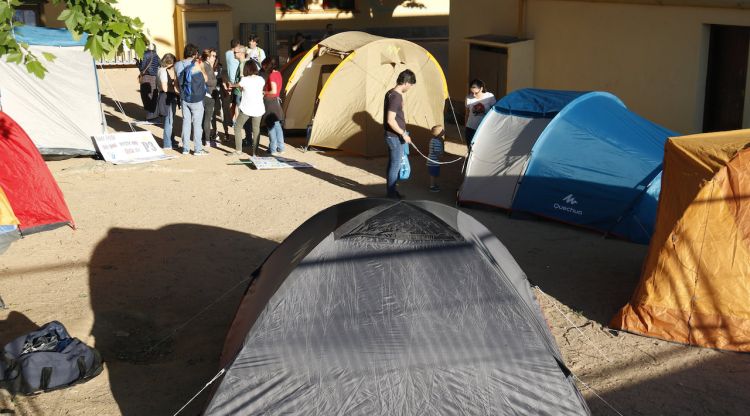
top-left (204, 199), bottom-right (590, 415)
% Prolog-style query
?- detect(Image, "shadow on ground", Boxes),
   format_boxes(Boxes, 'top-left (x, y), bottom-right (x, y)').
top-left (88, 224), bottom-right (276, 415)
top-left (592, 348), bottom-right (750, 415)
top-left (0, 312), bottom-right (43, 415)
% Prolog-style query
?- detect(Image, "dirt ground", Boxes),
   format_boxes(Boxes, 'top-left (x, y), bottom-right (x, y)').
top-left (1, 68), bottom-right (749, 416)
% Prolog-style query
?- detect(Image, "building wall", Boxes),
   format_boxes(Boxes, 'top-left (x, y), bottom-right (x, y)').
top-left (276, 0), bottom-right (449, 40)
top-left (448, 0), bottom-right (518, 103)
top-left (118, 0), bottom-right (180, 57)
top-left (38, 1), bottom-right (274, 58)
top-left (449, 0), bottom-right (750, 133)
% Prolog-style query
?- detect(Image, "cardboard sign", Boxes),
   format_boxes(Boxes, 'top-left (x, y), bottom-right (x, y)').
top-left (93, 131), bottom-right (175, 164)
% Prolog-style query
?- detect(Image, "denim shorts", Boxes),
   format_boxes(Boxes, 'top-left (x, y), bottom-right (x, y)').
top-left (428, 165), bottom-right (440, 177)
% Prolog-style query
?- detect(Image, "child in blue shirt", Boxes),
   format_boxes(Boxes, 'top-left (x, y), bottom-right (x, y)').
top-left (427, 125), bottom-right (444, 192)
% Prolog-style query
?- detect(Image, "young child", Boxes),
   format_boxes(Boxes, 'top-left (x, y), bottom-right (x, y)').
top-left (427, 125), bottom-right (445, 192)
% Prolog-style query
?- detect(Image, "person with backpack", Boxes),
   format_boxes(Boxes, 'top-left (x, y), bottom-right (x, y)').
top-left (157, 53), bottom-right (178, 149)
top-left (175, 43), bottom-right (209, 156)
top-left (137, 44), bottom-right (160, 121)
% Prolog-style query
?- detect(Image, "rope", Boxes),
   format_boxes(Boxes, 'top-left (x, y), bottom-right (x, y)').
top-left (143, 275), bottom-right (253, 356)
top-left (96, 62), bottom-right (136, 132)
top-left (447, 95), bottom-right (466, 145)
top-left (533, 286), bottom-right (626, 415)
top-left (409, 142), bottom-right (463, 165)
top-left (572, 373), bottom-right (626, 416)
top-left (172, 368), bottom-right (226, 416)
top-left (534, 287), bottom-right (612, 363)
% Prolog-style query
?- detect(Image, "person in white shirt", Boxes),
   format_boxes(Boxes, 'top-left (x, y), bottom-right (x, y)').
top-left (246, 35), bottom-right (266, 68)
top-left (464, 78), bottom-right (496, 151)
top-left (230, 61), bottom-right (266, 156)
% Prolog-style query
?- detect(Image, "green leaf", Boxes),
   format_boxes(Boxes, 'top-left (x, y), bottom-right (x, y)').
top-left (63, 10), bottom-right (79, 33)
top-left (26, 60), bottom-right (47, 79)
top-left (6, 52), bottom-right (23, 64)
top-left (133, 35), bottom-right (145, 57)
top-left (42, 52), bottom-right (56, 62)
top-left (110, 21), bottom-right (128, 35)
top-left (84, 20), bottom-right (100, 34)
top-left (58, 8), bottom-right (72, 21)
top-left (85, 35), bottom-right (104, 58)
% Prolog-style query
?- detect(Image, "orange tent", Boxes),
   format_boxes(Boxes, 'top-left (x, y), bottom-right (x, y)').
top-left (611, 129), bottom-right (750, 351)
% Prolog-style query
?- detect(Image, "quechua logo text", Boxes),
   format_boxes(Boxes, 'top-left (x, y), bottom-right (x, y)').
top-left (554, 194), bottom-right (583, 216)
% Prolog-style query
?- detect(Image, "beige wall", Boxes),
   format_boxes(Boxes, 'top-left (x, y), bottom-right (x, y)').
top-left (118, 0), bottom-right (179, 56)
top-left (449, 0), bottom-right (750, 134)
top-left (447, 0), bottom-right (518, 101)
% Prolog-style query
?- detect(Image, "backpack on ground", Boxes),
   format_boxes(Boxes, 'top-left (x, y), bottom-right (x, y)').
top-left (180, 61), bottom-right (207, 104)
top-left (0, 321), bottom-right (103, 395)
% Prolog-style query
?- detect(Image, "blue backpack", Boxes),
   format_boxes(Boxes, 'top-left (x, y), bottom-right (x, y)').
top-left (180, 62), bottom-right (207, 103)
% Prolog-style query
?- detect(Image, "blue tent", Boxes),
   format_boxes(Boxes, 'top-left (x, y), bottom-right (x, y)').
top-left (13, 26), bottom-right (88, 46)
top-left (459, 89), bottom-right (676, 244)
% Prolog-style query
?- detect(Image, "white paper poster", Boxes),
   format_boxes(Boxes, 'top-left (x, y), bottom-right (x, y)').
top-left (248, 157), bottom-right (313, 170)
top-left (93, 131), bottom-right (175, 164)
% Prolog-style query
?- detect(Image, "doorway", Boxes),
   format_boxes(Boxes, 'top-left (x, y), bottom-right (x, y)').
top-left (703, 25), bottom-right (750, 132)
top-left (187, 22), bottom-right (220, 54)
top-left (469, 44), bottom-right (508, 99)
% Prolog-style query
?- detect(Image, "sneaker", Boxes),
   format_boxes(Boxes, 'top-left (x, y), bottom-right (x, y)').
top-left (387, 191), bottom-right (405, 200)
top-left (429, 185), bottom-right (440, 193)
top-left (225, 150), bottom-right (243, 156)
top-left (194, 150), bottom-right (209, 156)
top-left (182, 151), bottom-right (190, 155)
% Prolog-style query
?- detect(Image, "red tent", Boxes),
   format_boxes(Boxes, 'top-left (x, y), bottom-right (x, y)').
top-left (0, 112), bottom-right (74, 252)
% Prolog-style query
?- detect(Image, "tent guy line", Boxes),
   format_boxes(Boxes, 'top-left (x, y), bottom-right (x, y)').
top-left (172, 368), bottom-right (226, 416)
top-left (537, 286), bottom-right (627, 416)
top-left (97, 62), bottom-right (137, 133)
top-left (535, 287), bottom-right (612, 363)
top-left (141, 274), bottom-right (253, 357)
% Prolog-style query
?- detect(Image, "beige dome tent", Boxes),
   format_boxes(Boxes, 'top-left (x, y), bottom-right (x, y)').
top-left (283, 31), bottom-right (448, 157)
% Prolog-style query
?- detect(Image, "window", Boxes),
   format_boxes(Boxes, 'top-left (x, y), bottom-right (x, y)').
top-left (13, 2), bottom-right (43, 26)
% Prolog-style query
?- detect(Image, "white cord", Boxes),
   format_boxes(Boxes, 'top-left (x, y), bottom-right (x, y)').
top-left (533, 287), bottom-right (627, 415)
top-left (409, 142), bottom-right (463, 165)
top-left (572, 373), bottom-right (626, 416)
top-left (172, 368), bottom-right (226, 416)
top-left (96, 63), bottom-right (136, 132)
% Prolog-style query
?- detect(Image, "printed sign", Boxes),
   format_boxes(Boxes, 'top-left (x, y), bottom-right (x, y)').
top-left (93, 131), bottom-right (175, 164)
top-left (248, 156), bottom-right (313, 170)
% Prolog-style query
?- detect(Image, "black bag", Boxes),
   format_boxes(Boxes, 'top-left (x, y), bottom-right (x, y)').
top-left (0, 321), bottom-right (103, 395)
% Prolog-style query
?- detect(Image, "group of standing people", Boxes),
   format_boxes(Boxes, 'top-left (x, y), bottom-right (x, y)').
top-left (137, 36), bottom-right (285, 157)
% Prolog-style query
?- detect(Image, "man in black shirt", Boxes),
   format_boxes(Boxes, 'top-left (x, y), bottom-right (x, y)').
top-left (383, 69), bottom-right (416, 199)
